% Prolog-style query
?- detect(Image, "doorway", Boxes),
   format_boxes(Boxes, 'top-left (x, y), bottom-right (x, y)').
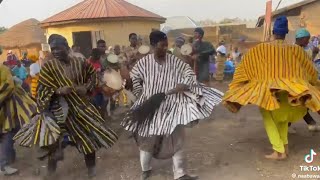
top-left (72, 31), bottom-right (92, 58)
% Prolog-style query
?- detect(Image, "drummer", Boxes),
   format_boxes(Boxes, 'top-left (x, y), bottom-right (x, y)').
top-left (114, 44), bottom-right (127, 64)
top-left (172, 37), bottom-right (185, 59)
top-left (124, 33), bottom-right (140, 67)
top-left (87, 48), bottom-right (104, 109)
top-left (192, 28), bottom-right (215, 84)
top-left (97, 39), bottom-right (108, 70)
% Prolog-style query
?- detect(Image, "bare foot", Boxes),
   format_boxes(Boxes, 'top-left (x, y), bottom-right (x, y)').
top-left (265, 151), bottom-right (287, 160)
top-left (285, 144), bottom-right (289, 156)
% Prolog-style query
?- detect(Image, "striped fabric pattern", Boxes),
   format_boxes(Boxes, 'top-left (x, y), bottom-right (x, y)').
top-left (122, 54), bottom-right (224, 137)
top-left (31, 75), bottom-right (39, 98)
top-left (223, 40), bottom-right (320, 113)
top-left (0, 65), bottom-right (37, 133)
top-left (14, 56), bottom-right (118, 154)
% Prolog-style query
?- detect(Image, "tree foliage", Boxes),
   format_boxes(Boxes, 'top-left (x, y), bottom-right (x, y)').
top-left (0, 27), bottom-right (7, 34)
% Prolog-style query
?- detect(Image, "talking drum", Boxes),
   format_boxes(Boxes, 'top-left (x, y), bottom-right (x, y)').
top-left (107, 54), bottom-right (119, 64)
top-left (138, 45), bottom-right (150, 55)
top-left (101, 69), bottom-right (124, 96)
top-left (180, 44), bottom-right (193, 56)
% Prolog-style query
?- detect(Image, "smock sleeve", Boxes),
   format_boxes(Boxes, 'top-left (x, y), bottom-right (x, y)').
top-left (0, 66), bottom-right (14, 104)
top-left (130, 60), bottom-right (144, 97)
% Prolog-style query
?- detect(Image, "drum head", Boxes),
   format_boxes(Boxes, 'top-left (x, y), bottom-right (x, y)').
top-left (138, 45), bottom-right (150, 55)
top-left (180, 44), bottom-right (192, 55)
top-left (107, 54), bottom-right (119, 63)
top-left (103, 69), bottom-right (123, 90)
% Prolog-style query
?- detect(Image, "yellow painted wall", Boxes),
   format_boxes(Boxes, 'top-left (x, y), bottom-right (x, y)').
top-left (45, 20), bottom-right (161, 47)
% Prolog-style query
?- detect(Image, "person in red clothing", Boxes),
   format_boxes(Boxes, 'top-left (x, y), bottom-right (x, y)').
top-left (87, 48), bottom-right (102, 72)
top-left (87, 48), bottom-right (104, 109)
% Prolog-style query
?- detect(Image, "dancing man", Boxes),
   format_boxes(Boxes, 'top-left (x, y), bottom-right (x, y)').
top-left (223, 16), bottom-right (320, 160)
top-left (14, 34), bottom-right (118, 178)
top-left (0, 63), bottom-right (36, 175)
top-left (122, 31), bottom-right (223, 180)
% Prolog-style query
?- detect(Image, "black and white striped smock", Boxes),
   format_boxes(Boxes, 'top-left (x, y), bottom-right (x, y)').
top-left (122, 53), bottom-right (224, 137)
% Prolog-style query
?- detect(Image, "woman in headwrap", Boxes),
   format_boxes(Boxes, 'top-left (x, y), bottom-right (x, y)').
top-left (0, 63), bottom-right (37, 175)
top-left (288, 28), bottom-right (320, 132)
top-left (223, 16), bottom-right (320, 160)
top-left (14, 34), bottom-right (118, 178)
top-left (122, 31), bottom-right (223, 180)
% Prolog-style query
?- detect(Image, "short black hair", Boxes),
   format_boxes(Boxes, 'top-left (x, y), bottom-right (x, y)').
top-left (97, 39), bottom-right (106, 45)
top-left (129, 33), bottom-right (137, 40)
top-left (72, 45), bottom-right (77, 49)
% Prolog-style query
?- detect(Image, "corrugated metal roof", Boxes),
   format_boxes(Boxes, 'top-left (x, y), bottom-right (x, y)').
top-left (41, 0), bottom-right (165, 26)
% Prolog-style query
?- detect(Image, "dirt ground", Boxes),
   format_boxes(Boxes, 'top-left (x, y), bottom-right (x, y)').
top-left (2, 82), bottom-right (320, 180)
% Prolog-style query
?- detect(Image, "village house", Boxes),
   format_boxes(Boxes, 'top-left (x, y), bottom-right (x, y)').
top-left (0, 18), bottom-right (46, 61)
top-left (257, 0), bottom-right (320, 43)
top-left (41, 0), bottom-right (165, 57)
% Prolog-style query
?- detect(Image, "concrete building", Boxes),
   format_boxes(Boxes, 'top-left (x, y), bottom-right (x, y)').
top-left (41, 0), bottom-right (165, 57)
top-left (257, 0), bottom-right (320, 43)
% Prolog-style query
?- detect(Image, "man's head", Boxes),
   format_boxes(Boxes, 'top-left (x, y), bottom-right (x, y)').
top-left (17, 61), bottom-right (21, 67)
top-left (272, 16), bottom-right (289, 40)
top-left (22, 52), bottom-right (28, 59)
top-left (72, 45), bottom-right (80, 52)
top-left (114, 45), bottom-right (121, 55)
top-left (48, 34), bottom-right (70, 61)
top-left (218, 40), bottom-right (225, 46)
top-left (97, 39), bottom-right (106, 55)
top-left (194, 28), bottom-right (204, 41)
top-left (295, 28), bottom-right (311, 47)
top-left (175, 37), bottom-right (185, 48)
top-left (150, 31), bottom-right (168, 59)
top-left (91, 48), bottom-right (101, 61)
top-left (129, 33), bottom-right (138, 47)
top-left (234, 47), bottom-right (239, 52)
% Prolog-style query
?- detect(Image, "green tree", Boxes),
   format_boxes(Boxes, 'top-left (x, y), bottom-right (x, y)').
top-left (0, 27), bottom-right (7, 34)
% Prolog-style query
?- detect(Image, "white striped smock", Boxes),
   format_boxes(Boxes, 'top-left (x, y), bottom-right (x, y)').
top-left (123, 53), bottom-right (224, 137)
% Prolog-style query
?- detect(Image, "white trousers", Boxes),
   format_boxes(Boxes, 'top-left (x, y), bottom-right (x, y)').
top-left (140, 150), bottom-right (186, 179)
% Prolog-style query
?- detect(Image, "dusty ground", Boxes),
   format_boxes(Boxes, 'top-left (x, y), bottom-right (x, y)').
top-left (2, 82), bottom-right (320, 180)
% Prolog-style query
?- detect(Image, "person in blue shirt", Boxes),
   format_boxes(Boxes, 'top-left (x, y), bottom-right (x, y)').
top-left (11, 61), bottom-right (28, 81)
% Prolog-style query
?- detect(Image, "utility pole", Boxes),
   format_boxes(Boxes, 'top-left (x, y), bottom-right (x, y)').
top-left (263, 0), bottom-right (273, 42)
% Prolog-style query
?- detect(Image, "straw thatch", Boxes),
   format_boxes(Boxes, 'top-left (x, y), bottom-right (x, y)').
top-left (0, 19), bottom-right (46, 48)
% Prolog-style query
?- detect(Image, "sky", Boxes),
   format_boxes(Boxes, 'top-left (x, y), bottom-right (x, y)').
top-left (0, 0), bottom-right (305, 28)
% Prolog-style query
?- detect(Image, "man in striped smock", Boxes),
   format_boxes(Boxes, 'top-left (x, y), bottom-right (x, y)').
top-left (14, 34), bottom-right (118, 178)
top-left (122, 31), bottom-right (223, 180)
top-left (0, 64), bottom-right (37, 176)
top-left (223, 16), bottom-right (320, 160)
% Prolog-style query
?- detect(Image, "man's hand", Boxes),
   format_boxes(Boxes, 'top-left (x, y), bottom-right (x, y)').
top-left (175, 84), bottom-right (189, 92)
top-left (75, 86), bottom-right (87, 96)
top-left (57, 86), bottom-right (73, 95)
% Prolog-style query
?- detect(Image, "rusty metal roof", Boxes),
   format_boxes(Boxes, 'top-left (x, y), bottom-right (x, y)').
top-left (41, 0), bottom-right (165, 27)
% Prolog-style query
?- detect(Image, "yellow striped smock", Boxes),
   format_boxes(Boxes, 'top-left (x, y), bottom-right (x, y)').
top-left (223, 40), bottom-right (320, 113)
top-left (0, 65), bottom-right (37, 133)
top-left (14, 56), bottom-right (118, 155)
top-left (30, 74), bottom-right (39, 98)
